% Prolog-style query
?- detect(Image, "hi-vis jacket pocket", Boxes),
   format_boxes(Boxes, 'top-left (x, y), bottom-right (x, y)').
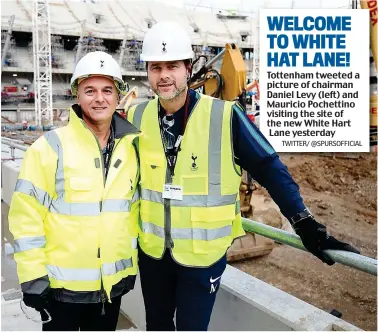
top-left (141, 155), bottom-right (165, 190)
top-left (66, 177), bottom-right (97, 205)
top-left (190, 206), bottom-right (234, 254)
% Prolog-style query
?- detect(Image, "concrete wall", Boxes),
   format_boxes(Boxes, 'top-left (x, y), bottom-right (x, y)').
top-left (1, 148), bottom-right (362, 331)
top-left (1, 160), bottom-right (21, 206)
top-left (120, 265), bottom-right (361, 331)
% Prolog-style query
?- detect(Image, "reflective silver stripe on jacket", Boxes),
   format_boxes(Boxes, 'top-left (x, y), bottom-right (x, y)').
top-left (15, 179), bottom-right (134, 215)
top-left (101, 199), bottom-right (132, 213)
top-left (132, 101), bottom-right (149, 150)
top-left (14, 236), bottom-right (46, 253)
top-left (47, 259), bottom-right (134, 280)
top-left (133, 101), bottom-right (148, 130)
top-left (15, 131), bottom-right (136, 215)
top-left (141, 188), bottom-right (236, 207)
top-left (235, 200), bottom-right (241, 214)
top-left (102, 258), bottom-right (133, 276)
top-left (46, 265), bottom-right (101, 281)
top-left (15, 180), bottom-right (51, 208)
top-left (45, 258), bottom-right (135, 280)
top-left (141, 221), bottom-right (232, 241)
top-left (131, 189), bottom-right (140, 203)
top-left (208, 99), bottom-right (224, 197)
top-left (44, 131), bottom-right (65, 198)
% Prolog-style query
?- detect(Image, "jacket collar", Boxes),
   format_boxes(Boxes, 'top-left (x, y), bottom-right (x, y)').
top-left (69, 104), bottom-right (140, 139)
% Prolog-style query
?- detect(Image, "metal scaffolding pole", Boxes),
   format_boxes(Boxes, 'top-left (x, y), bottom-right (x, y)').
top-left (118, 26), bottom-right (129, 68)
top-left (75, 20), bottom-right (86, 67)
top-left (1, 15), bottom-right (15, 73)
top-left (199, 31), bottom-right (208, 69)
top-left (33, 0), bottom-right (53, 126)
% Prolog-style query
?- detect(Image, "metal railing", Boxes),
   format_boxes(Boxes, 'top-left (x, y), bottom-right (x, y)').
top-left (1, 137), bottom-right (28, 161)
top-left (242, 218), bottom-right (377, 276)
top-left (1, 138), bottom-right (377, 276)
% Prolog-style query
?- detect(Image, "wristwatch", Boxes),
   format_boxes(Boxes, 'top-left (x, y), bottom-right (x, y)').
top-left (290, 208), bottom-right (314, 226)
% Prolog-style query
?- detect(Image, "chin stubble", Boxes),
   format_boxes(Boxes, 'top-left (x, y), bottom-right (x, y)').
top-left (154, 76), bottom-right (187, 101)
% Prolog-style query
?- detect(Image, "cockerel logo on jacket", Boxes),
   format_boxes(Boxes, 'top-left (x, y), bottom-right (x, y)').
top-left (191, 154), bottom-right (198, 171)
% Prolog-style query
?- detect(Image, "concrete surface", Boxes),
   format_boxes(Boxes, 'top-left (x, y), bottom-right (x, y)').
top-left (1, 295), bottom-right (136, 331)
top-left (2, 298), bottom-right (41, 331)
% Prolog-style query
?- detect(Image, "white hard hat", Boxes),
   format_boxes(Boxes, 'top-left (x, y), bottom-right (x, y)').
top-left (140, 21), bottom-right (194, 62)
top-left (70, 51), bottom-right (128, 96)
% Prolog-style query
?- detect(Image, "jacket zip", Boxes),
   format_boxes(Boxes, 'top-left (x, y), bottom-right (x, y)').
top-left (75, 117), bottom-right (139, 312)
top-left (97, 134), bottom-right (138, 313)
top-left (100, 138), bottom-right (127, 314)
top-left (84, 125), bottom-right (125, 313)
top-left (91, 130), bottom-right (107, 313)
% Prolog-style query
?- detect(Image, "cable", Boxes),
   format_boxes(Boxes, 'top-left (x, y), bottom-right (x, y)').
top-left (209, 68), bottom-right (223, 98)
top-left (189, 55), bottom-right (208, 83)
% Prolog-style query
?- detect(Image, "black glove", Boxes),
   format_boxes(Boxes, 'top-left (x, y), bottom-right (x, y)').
top-left (292, 211), bottom-right (360, 265)
top-left (23, 287), bottom-right (51, 312)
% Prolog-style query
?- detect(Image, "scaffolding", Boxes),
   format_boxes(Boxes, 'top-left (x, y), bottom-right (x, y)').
top-left (83, 34), bottom-right (107, 54)
top-left (74, 28), bottom-right (108, 64)
top-left (118, 26), bottom-right (128, 69)
top-left (1, 16), bottom-right (16, 71)
top-left (32, 0), bottom-right (53, 126)
top-left (50, 35), bottom-right (66, 69)
top-left (117, 39), bottom-right (144, 71)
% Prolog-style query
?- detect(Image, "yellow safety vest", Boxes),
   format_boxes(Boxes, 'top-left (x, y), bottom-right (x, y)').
top-left (128, 94), bottom-right (245, 267)
top-left (9, 108), bottom-right (140, 300)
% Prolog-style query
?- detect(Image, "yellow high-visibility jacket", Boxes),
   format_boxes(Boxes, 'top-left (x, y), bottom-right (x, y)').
top-left (128, 94), bottom-right (245, 267)
top-left (9, 105), bottom-right (140, 302)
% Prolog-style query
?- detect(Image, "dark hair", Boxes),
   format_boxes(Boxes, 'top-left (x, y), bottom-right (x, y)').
top-left (183, 59), bottom-right (192, 68)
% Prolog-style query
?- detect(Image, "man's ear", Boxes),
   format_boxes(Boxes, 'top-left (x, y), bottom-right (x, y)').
top-left (186, 64), bottom-right (192, 76)
top-left (186, 64), bottom-right (192, 84)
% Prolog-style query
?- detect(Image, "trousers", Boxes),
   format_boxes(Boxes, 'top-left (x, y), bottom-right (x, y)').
top-left (139, 248), bottom-right (227, 331)
top-left (40, 295), bottom-right (122, 331)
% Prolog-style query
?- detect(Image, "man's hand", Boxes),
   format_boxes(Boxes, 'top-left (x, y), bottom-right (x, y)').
top-left (23, 287), bottom-right (51, 312)
top-left (292, 214), bottom-right (360, 265)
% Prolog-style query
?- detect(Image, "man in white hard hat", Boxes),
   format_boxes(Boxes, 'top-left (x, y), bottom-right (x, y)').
top-left (9, 51), bottom-right (140, 331)
top-left (127, 22), bottom-right (359, 331)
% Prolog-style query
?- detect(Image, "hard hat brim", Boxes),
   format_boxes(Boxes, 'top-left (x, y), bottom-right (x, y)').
top-left (71, 76), bottom-right (128, 97)
top-left (140, 52), bottom-right (194, 62)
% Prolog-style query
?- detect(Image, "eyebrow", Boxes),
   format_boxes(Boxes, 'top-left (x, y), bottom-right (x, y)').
top-left (150, 62), bottom-right (179, 66)
top-left (84, 85), bottom-right (114, 90)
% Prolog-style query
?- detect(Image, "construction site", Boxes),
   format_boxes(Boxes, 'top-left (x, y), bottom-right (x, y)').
top-left (1, 0), bottom-right (377, 331)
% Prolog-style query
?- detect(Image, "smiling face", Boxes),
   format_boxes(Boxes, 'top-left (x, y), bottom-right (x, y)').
top-left (147, 60), bottom-right (189, 101)
top-left (77, 76), bottom-right (118, 125)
